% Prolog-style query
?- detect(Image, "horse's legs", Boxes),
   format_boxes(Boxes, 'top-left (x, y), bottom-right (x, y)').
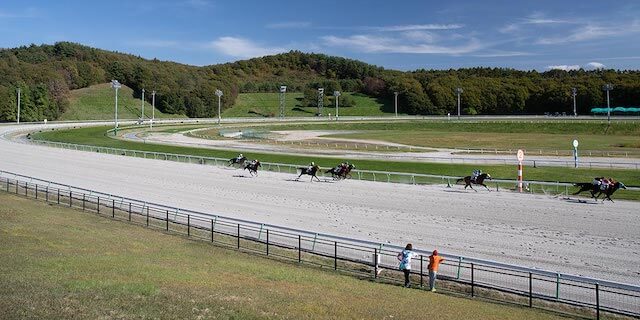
top-left (313, 174), bottom-right (321, 182)
top-left (481, 183), bottom-right (490, 191)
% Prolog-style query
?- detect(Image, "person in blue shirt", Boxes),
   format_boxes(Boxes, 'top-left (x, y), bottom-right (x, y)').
top-left (397, 243), bottom-right (419, 288)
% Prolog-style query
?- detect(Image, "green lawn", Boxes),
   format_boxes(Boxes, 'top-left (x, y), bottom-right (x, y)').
top-left (0, 192), bottom-right (570, 319)
top-left (223, 92), bottom-right (394, 117)
top-left (61, 83), bottom-right (184, 121)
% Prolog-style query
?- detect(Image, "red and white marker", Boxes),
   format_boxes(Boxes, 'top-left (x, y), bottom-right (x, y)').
top-left (517, 149), bottom-right (524, 192)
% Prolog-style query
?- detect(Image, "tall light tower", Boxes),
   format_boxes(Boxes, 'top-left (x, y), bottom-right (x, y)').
top-left (16, 87), bottom-right (21, 124)
top-left (150, 90), bottom-right (156, 129)
top-left (215, 89), bottom-right (223, 125)
top-left (111, 80), bottom-right (121, 134)
top-left (140, 88), bottom-right (145, 122)
top-left (317, 88), bottom-right (324, 116)
top-left (333, 91), bottom-right (341, 120)
top-left (571, 87), bottom-right (577, 117)
top-left (603, 83), bottom-right (613, 125)
top-left (279, 85), bottom-right (287, 119)
top-left (455, 87), bottom-right (464, 120)
top-left (394, 91), bottom-right (398, 117)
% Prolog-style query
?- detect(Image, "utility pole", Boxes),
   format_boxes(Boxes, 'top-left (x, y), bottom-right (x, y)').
top-left (215, 89), bottom-right (223, 125)
top-left (141, 88), bottom-right (145, 122)
top-left (394, 91), bottom-right (398, 117)
top-left (603, 84), bottom-right (613, 125)
top-left (333, 91), bottom-right (341, 120)
top-left (279, 86), bottom-right (286, 119)
top-left (16, 88), bottom-right (21, 124)
top-left (111, 80), bottom-right (121, 134)
top-left (151, 90), bottom-right (156, 129)
top-left (571, 87), bottom-right (577, 117)
top-left (317, 88), bottom-right (324, 116)
top-left (455, 87), bottom-right (464, 120)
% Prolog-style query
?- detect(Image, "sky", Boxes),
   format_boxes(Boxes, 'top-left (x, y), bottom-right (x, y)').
top-left (1, 0), bottom-right (640, 71)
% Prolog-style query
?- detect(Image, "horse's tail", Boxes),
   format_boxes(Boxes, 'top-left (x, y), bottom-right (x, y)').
top-left (455, 178), bottom-right (464, 184)
top-left (574, 183), bottom-right (591, 188)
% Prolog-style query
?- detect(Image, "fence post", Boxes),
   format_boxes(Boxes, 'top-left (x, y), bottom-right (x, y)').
top-left (57, 189), bottom-right (60, 204)
top-left (555, 273), bottom-right (560, 300)
top-left (266, 229), bottom-right (269, 256)
top-left (334, 241), bottom-right (338, 270)
top-left (112, 199), bottom-right (115, 218)
top-left (187, 215), bottom-right (190, 237)
top-left (69, 191), bottom-right (72, 207)
top-left (166, 210), bottom-right (169, 231)
top-left (82, 194), bottom-right (86, 211)
top-left (595, 283), bottom-right (600, 320)
top-left (210, 219), bottom-right (214, 242)
top-left (529, 272), bottom-right (533, 307)
top-left (471, 263), bottom-right (475, 297)
top-left (35, 185), bottom-right (38, 199)
top-left (45, 187), bottom-right (48, 202)
top-left (128, 203), bottom-right (132, 221)
top-left (237, 224), bottom-right (240, 249)
top-left (420, 255), bottom-right (424, 287)
top-left (298, 235), bottom-right (301, 263)
top-left (457, 257), bottom-right (462, 279)
top-left (374, 248), bottom-right (378, 279)
top-left (97, 196), bottom-right (100, 214)
top-left (146, 207), bottom-right (149, 227)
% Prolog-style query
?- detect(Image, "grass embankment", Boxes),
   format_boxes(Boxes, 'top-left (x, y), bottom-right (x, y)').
top-left (32, 125), bottom-right (640, 194)
top-left (61, 83), bottom-right (183, 121)
top-left (222, 92), bottom-right (394, 117)
top-left (0, 192), bottom-right (567, 319)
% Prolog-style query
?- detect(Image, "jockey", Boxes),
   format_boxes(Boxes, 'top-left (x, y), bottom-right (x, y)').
top-left (308, 162), bottom-right (315, 171)
top-left (471, 169), bottom-right (482, 182)
top-left (592, 177), bottom-right (603, 186)
top-left (600, 178), bottom-right (610, 191)
top-left (236, 153), bottom-right (244, 161)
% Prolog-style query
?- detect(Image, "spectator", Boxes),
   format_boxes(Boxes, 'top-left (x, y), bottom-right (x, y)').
top-left (397, 243), bottom-right (419, 288)
top-left (428, 250), bottom-right (445, 292)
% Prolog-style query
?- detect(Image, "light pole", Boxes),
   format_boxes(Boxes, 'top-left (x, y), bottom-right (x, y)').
top-left (16, 87), bottom-right (21, 124)
top-left (279, 86), bottom-right (287, 119)
top-left (111, 80), bottom-right (121, 134)
top-left (150, 90), bottom-right (156, 129)
top-left (603, 84), bottom-right (613, 125)
top-left (572, 139), bottom-right (579, 168)
top-left (455, 87), bottom-right (464, 120)
top-left (571, 87), bottom-right (577, 117)
top-left (317, 88), bottom-right (324, 116)
top-left (394, 91), bottom-right (398, 117)
top-left (215, 89), bottom-right (223, 125)
top-left (140, 88), bottom-right (145, 122)
top-left (333, 91), bottom-right (340, 120)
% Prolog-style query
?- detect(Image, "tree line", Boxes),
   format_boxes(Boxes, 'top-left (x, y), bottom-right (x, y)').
top-left (1, 42), bottom-right (639, 121)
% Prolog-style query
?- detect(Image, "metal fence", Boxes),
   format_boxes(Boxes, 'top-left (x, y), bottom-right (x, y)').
top-left (0, 170), bottom-right (638, 319)
top-left (25, 139), bottom-right (640, 194)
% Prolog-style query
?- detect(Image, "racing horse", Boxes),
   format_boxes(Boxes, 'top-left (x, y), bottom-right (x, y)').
top-left (228, 156), bottom-right (247, 166)
top-left (325, 163), bottom-right (355, 180)
top-left (243, 160), bottom-right (262, 176)
top-left (456, 173), bottom-right (492, 191)
top-left (297, 164), bottom-right (321, 182)
top-left (574, 179), bottom-right (627, 202)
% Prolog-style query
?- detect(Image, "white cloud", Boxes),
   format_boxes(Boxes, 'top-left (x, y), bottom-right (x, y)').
top-left (536, 21), bottom-right (640, 45)
top-left (402, 31), bottom-right (437, 43)
top-left (585, 62), bottom-right (606, 69)
top-left (322, 34), bottom-right (483, 55)
top-left (266, 21), bottom-right (311, 29)
top-left (373, 24), bottom-right (463, 32)
top-left (547, 65), bottom-right (580, 71)
top-left (209, 37), bottom-right (286, 58)
top-left (0, 7), bottom-right (38, 18)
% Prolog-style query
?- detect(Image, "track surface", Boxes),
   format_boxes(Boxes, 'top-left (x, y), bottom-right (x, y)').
top-left (1, 123), bottom-right (639, 284)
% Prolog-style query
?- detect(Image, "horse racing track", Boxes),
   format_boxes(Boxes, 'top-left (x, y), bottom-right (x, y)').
top-left (1, 123), bottom-right (639, 316)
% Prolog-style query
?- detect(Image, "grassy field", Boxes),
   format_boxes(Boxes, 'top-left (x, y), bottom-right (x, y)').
top-left (223, 92), bottom-right (394, 117)
top-left (61, 83), bottom-right (183, 121)
top-left (0, 192), bottom-right (569, 319)
top-left (31, 125), bottom-right (640, 194)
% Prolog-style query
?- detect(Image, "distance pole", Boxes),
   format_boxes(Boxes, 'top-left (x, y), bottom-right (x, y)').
top-left (141, 89), bottom-right (145, 122)
top-left (151, 90), bottom-right (156, 129)
top-left (394, 92), bottom-right (398, 117)
top-left (518, 162), bottom-right (523, 193)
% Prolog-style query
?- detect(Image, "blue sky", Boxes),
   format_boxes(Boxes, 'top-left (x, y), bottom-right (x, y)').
top-left (2, 0), bottom-right (640, 71)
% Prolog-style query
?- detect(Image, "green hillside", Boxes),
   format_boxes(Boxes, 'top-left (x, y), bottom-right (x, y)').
top-left (223, 92), bottom-right (395, 117)
top-left (62, 83), bottom-right (182, 120)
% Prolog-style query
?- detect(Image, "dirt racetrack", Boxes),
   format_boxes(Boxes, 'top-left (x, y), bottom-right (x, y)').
top-left (1, 124), bottom-right (639, 285)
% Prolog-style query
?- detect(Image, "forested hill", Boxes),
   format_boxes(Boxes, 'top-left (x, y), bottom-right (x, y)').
top-left (1, 42), bottom-right (639, 121)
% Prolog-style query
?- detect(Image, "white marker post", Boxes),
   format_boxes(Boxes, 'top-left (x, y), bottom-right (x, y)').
top-left (517, 149), bottom-right (524, 193)
top-left (573, 139), bottom-right (579, 168)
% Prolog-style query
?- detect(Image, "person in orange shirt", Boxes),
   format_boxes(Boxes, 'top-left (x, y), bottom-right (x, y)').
top-left (428, 250), bottom-right (445, 292)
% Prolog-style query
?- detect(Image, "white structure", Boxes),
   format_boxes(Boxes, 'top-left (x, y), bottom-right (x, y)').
top-left (215, 89), bottom-right (223, 125)
top-left (571, 87), bottom-right (577, 117)
top-left (16, 88), bottom-right (21, 124)
top-left (333, 91), bottom-right (341, 120)
top-left (603, 84), bottom-right (613, 124)
top-left (455, 87), bottom-right (464, 120)
top-left (394, 91), bottom-right (398, 117)
top-left (111, 80), bottom-right (122, 133)
top-left (279, 86), bottom-right (287, 119)
top-left (151, 90), bottom-right (156, 129)
top-left (317, 88), bottom-right (324, 116)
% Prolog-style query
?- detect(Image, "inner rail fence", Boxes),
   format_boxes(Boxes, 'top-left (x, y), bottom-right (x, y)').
top-left (25, 140), bottom-right (640, 195)
top-left (0, 170), bottom-right (638, 319)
